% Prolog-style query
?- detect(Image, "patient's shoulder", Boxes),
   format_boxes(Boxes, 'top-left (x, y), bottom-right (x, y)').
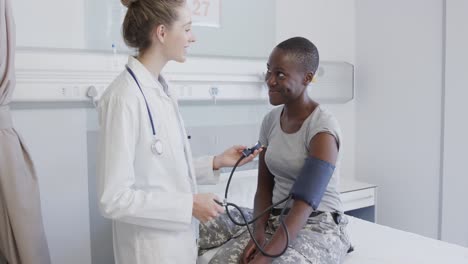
top-left (262, 106), bottom-right (282, 125)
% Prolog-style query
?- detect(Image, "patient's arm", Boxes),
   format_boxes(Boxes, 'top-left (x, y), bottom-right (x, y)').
top-left (253, 150), bottom-right (275, 232)
top-left (250, 133), bottom-right (338, 263)
top-left (241, 150), bottom-right (275, 263)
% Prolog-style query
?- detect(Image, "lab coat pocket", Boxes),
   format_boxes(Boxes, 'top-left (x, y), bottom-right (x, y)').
top-left (138, 230), bottom-right (196, 263)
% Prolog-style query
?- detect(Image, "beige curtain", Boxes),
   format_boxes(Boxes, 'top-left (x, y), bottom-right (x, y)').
top-left (0, 0), bottom-right (51, 263)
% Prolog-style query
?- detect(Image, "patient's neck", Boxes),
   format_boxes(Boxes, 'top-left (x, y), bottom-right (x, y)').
top-left (283, 95), bottom-right (317, 121)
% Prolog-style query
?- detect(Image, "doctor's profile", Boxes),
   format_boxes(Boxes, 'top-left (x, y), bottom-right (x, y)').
top-left (96, 0), bottom-right (260, 263)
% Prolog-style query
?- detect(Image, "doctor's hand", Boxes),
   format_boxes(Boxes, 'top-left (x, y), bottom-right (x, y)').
top-left (192, 193), bottom-right (224, 223)
top-left (213, 145), bottom-right (263, 170)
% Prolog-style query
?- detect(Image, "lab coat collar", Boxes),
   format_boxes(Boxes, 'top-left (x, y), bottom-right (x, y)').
top-left (126, 56), bottom-right (170, 98)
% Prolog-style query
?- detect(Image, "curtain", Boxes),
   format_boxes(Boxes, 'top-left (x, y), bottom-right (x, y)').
top-left (0, 0), bottom-right (50, 263)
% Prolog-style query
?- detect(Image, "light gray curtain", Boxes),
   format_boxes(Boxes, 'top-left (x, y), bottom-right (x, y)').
top-left (0, 0), bottom-right (51, 263)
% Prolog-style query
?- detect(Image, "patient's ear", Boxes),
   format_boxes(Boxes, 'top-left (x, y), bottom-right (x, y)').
top-left (303, 72), bottom-right (314, 85)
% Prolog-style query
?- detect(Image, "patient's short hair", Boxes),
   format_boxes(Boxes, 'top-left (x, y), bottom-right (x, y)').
top-left (276, 37), bottom-right (319, 74)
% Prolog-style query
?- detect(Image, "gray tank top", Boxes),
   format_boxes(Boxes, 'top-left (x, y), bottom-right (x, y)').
top-left (259, 105), bottom-right (343, 212)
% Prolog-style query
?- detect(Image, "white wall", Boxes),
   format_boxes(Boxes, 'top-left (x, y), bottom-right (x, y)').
top-left (441, 0), bottom-right (468, 246)
top-left (11, 108), bottom-right (92, 264)
top-left (13, 0), bottom-right (86, 49)
top-left (355, 0), bottom-right (444, 239)
top-left (276, 0), bottom-right (355, 64)
top-left (276, 0), bottom-right (356, 180)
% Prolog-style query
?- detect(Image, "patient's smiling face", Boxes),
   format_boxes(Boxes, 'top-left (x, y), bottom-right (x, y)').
top-left (265, 48), bottom-right (310, 106)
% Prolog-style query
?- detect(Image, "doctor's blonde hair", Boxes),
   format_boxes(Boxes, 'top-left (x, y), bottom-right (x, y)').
top-left (121, 0), bottom-right (187, 53)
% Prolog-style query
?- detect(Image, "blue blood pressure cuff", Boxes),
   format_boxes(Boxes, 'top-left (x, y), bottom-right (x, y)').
top-left (290, 156), bottom-right (335, 210)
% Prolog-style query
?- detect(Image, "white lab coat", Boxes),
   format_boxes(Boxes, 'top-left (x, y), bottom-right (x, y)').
top-left (97, 56), bottom-right (220, 264)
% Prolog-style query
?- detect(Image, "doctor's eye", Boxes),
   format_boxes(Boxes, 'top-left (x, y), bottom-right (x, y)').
top-left (277, 72), bottom-right (286, 80)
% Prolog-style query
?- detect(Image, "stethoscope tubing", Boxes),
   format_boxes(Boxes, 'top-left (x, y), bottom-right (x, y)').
top-left (222, 155), bottom-right (291, 258)
top-left (126, 65), bottom-right (156, 136)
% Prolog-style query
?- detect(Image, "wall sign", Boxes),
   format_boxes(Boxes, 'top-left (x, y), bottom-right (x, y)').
top-left (188, 0), bottom-right (221, 28)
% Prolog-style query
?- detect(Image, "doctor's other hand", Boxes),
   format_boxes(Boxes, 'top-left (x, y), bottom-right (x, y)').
top-left (213, 145), bottom-right (263, 170)
top-left (192, 193), bottom-right (224, 223)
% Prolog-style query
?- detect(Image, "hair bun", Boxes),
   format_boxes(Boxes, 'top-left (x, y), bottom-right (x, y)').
top-left (121, 0), bottom-right (138, 7)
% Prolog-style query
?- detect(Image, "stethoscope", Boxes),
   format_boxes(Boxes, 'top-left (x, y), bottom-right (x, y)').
top-left (216, 142), bottom-right (292, 258)
top-left (126, 65), bottom-right (163, 156)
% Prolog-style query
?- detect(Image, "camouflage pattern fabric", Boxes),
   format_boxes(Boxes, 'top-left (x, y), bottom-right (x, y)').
top-left (202, 211), bottom-right (351, 264)
top-left (198, 207), bottom-right (254, 255)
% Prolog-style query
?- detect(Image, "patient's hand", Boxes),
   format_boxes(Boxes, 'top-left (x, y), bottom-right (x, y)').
top-left (241, 232), bottom-right (265, 264)
top-left (247, 254), bottom-right (271, 264)
top-left (192, 193), bottom-right (224, 223)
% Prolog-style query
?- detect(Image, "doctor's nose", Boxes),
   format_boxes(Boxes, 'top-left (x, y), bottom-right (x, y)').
top-left (189, 33), bottom-right (196, 43)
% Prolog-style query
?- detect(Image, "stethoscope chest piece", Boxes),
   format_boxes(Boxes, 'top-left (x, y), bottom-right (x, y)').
top-left (151, 138), bottom-right (163, 155)
top-left (125, 65), bottom-right (163, 156)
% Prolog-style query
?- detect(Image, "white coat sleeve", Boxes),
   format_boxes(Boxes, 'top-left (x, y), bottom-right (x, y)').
top-left (193, 156), bottom-right (221, 185)
top-left (97, 95), bottom-right (193, 231)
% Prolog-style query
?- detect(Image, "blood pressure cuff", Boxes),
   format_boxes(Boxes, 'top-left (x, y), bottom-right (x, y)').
top-left (290, 156), bottom-right (335, 210)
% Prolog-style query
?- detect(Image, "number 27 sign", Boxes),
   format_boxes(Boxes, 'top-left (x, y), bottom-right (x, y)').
top-left (187, 0), bottom-right (221, 28)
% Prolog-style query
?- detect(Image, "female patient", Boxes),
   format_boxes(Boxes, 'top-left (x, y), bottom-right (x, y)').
top-left (209, 37), bottom-right (351, 264)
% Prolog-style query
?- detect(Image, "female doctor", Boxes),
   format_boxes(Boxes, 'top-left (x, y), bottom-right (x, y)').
top-left (96, 0), bottom-right (260, 263)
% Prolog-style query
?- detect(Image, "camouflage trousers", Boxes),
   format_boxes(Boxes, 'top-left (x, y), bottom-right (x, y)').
top-left (201, 210), bottom-right (351, 264)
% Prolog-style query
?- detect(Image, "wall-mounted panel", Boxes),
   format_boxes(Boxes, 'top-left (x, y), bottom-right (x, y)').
top-left (13, 50), bottom-right (354, 105)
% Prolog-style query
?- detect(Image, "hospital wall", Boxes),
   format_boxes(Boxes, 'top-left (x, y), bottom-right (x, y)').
top-left (355, 0), bottom-right (468, 246)
top-left (9, 2), bottom-right (357, 264)
top-left (439, 0), bottom-right (468, 247)
top-left (355, 0), bottom-right (443, 240)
